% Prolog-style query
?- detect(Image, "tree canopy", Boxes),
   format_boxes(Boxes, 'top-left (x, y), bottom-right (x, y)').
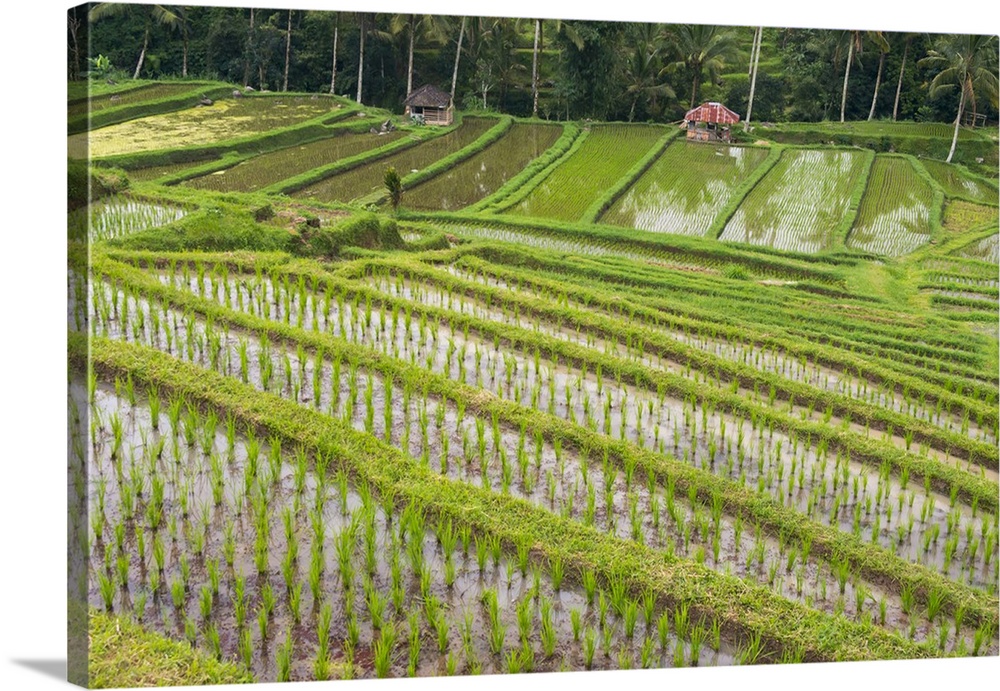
top-left (72, 5), bottom-right (998, 125)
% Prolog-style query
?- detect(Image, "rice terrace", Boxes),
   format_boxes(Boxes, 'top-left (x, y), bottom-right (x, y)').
top-left (66, 4), bottom-right (999, 688)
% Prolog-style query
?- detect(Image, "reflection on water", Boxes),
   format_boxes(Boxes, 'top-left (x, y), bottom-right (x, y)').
top-left (407, 123), bottom-right (562, 211)
top-left (846, 158), bottom-right (932, 257)
top-left (720, 149), bottom-right (865, 253)
top-left (603, 143), bottom-right (767, 236)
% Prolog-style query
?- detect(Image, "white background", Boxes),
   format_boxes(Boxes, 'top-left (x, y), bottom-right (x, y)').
top-left (1, 1), bottom-right (997, 690)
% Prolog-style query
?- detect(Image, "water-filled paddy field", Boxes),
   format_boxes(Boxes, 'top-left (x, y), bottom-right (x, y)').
top-left (405, 123), bottom-right (563, 211)
top-left (293, 117), bottom-right (497, 203)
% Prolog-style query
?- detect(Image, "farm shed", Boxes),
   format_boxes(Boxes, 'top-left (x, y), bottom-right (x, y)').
top-left (403, 84), bottom-right (454, 126)
top-left (685, 102), bottom-right (740, 142)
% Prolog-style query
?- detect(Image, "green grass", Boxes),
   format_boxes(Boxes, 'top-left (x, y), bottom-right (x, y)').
top-left (71, 95), bottom-right (342, 158)
top-left (847, 157), bottom-right (936, 257)
top-left (602, 141), bottom-right (769, 236)
top-left (509, 124), bottom-right (665, 221)
top-left (720, 148), bottom-right (870, 252)
top-left (88, 611), bottom-right (253, 687)
top-left (955, 234), bottom-right (1000, 264)
top-left (68, 83), bottom-right (203, 119)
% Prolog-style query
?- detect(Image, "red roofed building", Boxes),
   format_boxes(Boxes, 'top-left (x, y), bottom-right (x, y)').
top-left (684, 102), bottom-right (740, 142)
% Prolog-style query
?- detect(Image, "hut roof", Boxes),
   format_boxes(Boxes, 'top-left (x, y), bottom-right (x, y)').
top-left (684, 102), bottom-right (740, 124)
top-left (404, 84), bottom-right (452, 108)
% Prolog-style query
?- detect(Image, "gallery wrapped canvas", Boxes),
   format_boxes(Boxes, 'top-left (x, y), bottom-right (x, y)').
top-left (64, 1), bottom-right (998, 688)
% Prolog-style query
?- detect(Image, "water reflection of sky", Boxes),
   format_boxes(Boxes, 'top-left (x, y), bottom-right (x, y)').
top-left (720, 150), bottom-right (864, 253)
top-left (606, 144), bottom-right (767, 236)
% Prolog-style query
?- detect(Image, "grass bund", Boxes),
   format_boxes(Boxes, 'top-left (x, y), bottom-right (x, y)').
top-left (70, 79), bottom-right (1000, 685)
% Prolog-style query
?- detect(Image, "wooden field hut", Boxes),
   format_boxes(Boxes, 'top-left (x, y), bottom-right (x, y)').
top-left (403, 84), bottom-right (454, 126)
top-left (684, 102), bottom-right (740, 142)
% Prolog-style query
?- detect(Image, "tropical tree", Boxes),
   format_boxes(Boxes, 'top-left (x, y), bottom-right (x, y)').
top-left (920, 34), bottom-right (999, 162)
top-left (621, 23), bottom-right (674, 121)
top-left (391, 14), bottom-right (451, 98)
top-left (892, 32), bottom-right (921, 121)
top-left (329, 12), bottom-right (340, 94)
top-left (663, 24), bottom-right (740, 109)
top-left (282, 9), bottom-right (293, 91)
top-left (451, 17), bottom-right (467, 103)
top-left (89, 3), bottom-right (181, 79)
top-left (866, 31), bottom-right (890, 120)
top-left (838, 30), bottom-right (863, 122)
top-left (745, 26), bottom-right (763, 129)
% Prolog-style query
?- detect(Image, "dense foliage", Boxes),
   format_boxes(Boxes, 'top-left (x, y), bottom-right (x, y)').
top-left (71, 5), bottom-right (998, 124)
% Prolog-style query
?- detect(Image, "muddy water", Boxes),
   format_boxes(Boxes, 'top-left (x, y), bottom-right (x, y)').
top-left (445, 264), bottom-right (997, 442)
top-left (108, 273), bottom-right (1000, 590)
top-left (88, 383), bottom-right (742, 681)
top-left (90, 279), bottom-right (1000, 648)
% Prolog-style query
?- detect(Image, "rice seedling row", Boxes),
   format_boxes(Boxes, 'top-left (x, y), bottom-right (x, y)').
top-left (921, 160), bottom-right (999, 205)
top-left (465, 245), bottom-right (997, 390)
top-left (86, 264), bottom-right (1000, 620)
top-left (720, 149), bottom-right (870, 253)
top-left (601, 143), bottom-right (769, 236)
top-left (356, 264), bottom-right (996, 449)
top-left (942, 201), bottom-right (999, 233)
top-left (432, 256), bottom-right (997, 435)
top-left (404, 124), bottom-right (563, 211)
top-left (68, 196), bottom-right (189, 242)
top-left (293, 117), bottom-right (497, 203)
top-left (954, 234), bottom-right (1000, 264)
top-left (507, 125), bottom-right (665, 221)
top-left (847, 157), bottom-right (936, 257)
top-left (79, 332), bottom-right (984, 660)
top-left (183, 131), bottom-right (406, 193)
top-left (85, 353), bottom-right (992, 658)
top-left (85, 381), bottom-right (740, 681)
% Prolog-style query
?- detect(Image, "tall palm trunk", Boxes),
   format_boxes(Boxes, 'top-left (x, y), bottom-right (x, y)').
top-left (283, 10), bottom-right (293, 92)
top-left (690, 68), bottom-right (701, 109)
top-left (406, 15), bottom-right (416, 97)
top-left (745, 26), bottom-right (762, 130)
top-left (451, 17), bottom-right (466, 102)
top-left (356, 14), bottom-right (366, 104)
top-left (182, 22), bottom-right (189, 78)
top-left (947, 87), bottom-right (966, 163)
top-left (840, 37), bottom-right (855, 122)
top-left (867, 51), bottom-right (885, 120)
top-left (892, 39), bottom-right (909, 121)
top-left (243, 8), bottom-right (254, 87)
top-left (133, 25), bottom-right (150, 79)
top-left (329, 15), bottom-right (339, 94)
top-left (531, 19), bottom-right (541, 117)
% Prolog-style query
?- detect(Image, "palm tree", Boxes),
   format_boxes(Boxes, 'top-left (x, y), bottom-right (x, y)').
top-left (866, 32), bottom-right (890, 120)
top-left (356, 12), bottom-right (368, 103)
top-left (622, 24), bottom-right (674, 121)
top-left (391, 14), bottom-right (451, 98)
top-left (838, 30), bottom-right (863, 123)
top-left (745, 26), bottom-right (763, 130)
top-left (89, 3), bottom-right (181, 80)
top-left (892, 33), bottom-right (920, 121)
top-left (663, 25), bottom-right (740, 109)
top-left (920, 34), bottom-right (999, 163)
top-left (531, 19), bottom-right (541, 117)
top-left (282, 9), bottom-right (293, 92)
top-left (450, 16), bottom-right (467, 103)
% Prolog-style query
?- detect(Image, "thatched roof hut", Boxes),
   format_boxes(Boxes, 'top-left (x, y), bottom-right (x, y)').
top-left (403, 84), bottom-right (454, 126)
top-left (684, 102), bottom-right (740, 142)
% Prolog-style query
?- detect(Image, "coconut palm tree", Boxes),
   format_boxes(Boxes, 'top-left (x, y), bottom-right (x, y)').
top-left (282, 9), bottom-right (293, 92)
top-left (892, 32), bottom-right (922, 121)
top-left (391, 14), bottom-right (451, 98)
top-left (866, 31), bottom-right (890, 120)
top-left (622, 23), bottom-right (674, 121)
top-left (920, 34), bottom-right (999, 163)
top-left (89, 3), bottom-right (181, 80)
top-left (745, 26), bottom-right (763, 130)
top-left (662, 25), bottom-right (740, 109)
top-left (450, 16), bottom-right (467, 103)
